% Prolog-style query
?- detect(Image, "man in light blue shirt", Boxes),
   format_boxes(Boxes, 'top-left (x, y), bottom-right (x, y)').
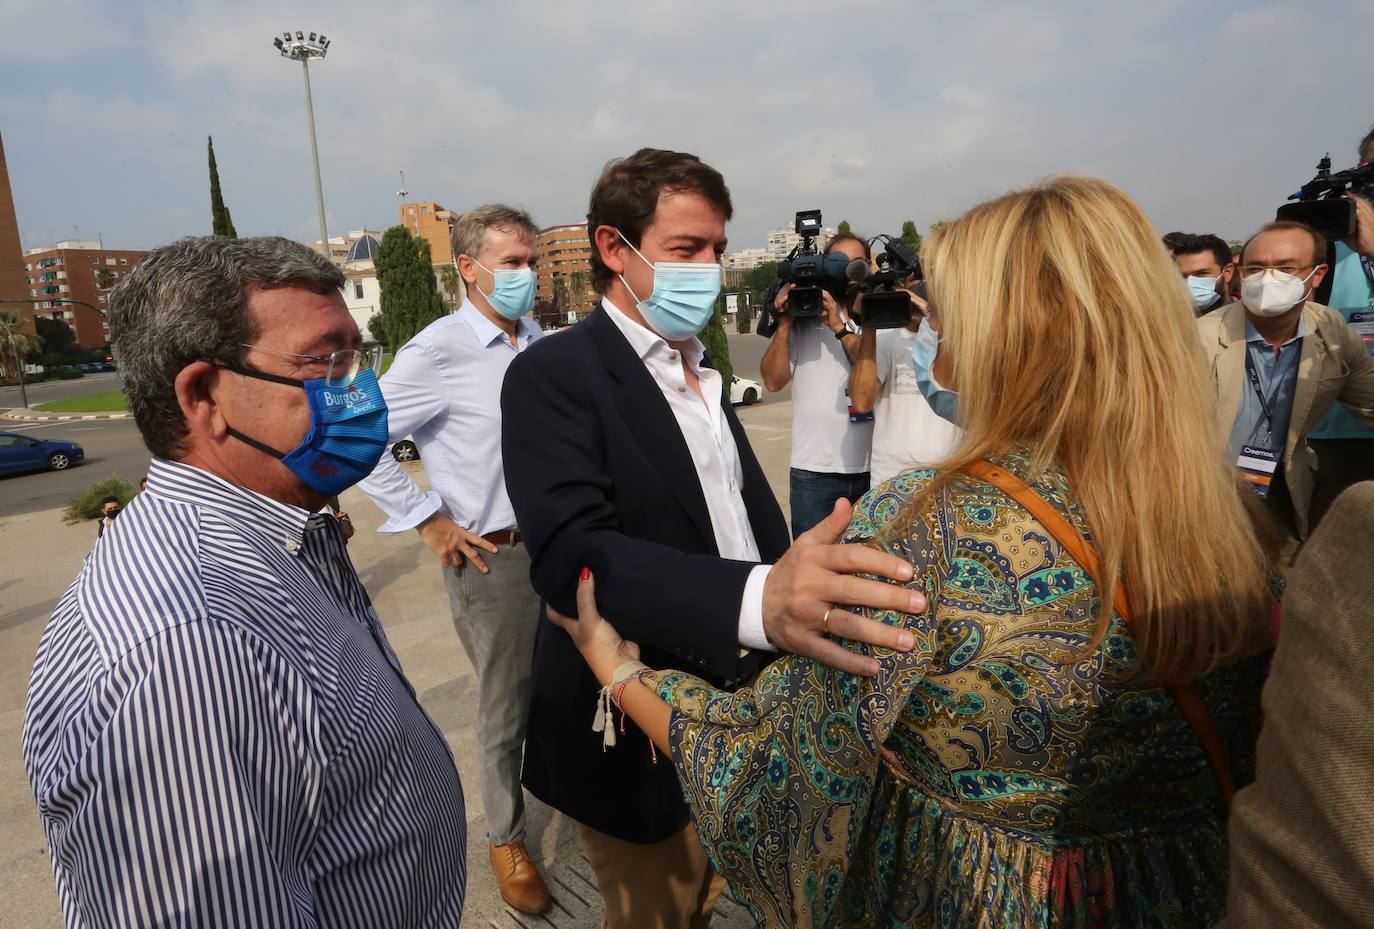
top-left (1306, 127), bottom-right (1374, 526)
top-left (358, 204), bottom-right (552, 915)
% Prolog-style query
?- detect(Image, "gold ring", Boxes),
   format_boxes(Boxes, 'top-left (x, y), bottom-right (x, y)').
top-left (822, 606), bottom-right (834, 635)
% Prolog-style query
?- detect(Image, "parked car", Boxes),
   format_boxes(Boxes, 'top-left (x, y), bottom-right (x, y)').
top-left (0, 432), bottom-right (85, 475)
top-left (390, 439), bottom-right (420, 462)
top-left (730, 375), bottom-right (762, 406)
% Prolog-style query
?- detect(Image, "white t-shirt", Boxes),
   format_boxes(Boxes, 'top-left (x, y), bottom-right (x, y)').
top-left (869, 327), bottom-right (962, 485)
top-left (788, 317), bottom-right (873, 474)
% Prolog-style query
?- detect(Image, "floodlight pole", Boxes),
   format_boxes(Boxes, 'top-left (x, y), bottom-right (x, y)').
top-left (300, 58), bottom-right (329, 258)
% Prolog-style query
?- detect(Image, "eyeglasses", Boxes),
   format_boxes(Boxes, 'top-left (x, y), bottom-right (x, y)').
top-left (239, 344), bottom-right (382, 387)
top-left (1238, 264), bottom-right (1317, 279)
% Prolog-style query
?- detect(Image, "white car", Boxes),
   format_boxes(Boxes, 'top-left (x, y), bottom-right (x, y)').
top-left (730, 375), bottom-right (762, 406)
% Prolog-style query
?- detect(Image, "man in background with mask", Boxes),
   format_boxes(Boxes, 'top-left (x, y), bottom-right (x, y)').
top-left (23, 236), bottom-right (468, 927)
top-left (1173, 233), bottom-right (1235, 315)
top-left (359, 204), bottom-right (551, 914)
top-left (502, 148), bottom-right (924, 929)
top-left (1304, 125), bottom-right (1374, 529)
top-left (1197, 220), bottom-right (1374, 565)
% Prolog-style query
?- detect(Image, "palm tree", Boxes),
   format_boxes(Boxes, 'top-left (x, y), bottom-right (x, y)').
top-left (0, 310), bottom-right (43, 381)
top-left (569, 269), bottom-right (587, 315)
top-left (438, 264), bottom-right (461, 309)
top-left (94, 267), bottom-right (115, 291)
top-left (551, 274), bottom-right (568, 314)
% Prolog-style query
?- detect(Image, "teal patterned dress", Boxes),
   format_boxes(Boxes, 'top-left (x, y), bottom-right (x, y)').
top-left (644, 457), bottom-right (1266, 929)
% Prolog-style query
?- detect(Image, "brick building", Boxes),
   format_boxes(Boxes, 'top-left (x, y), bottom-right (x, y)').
top-left (535, 223), bottom-right (596, 324)
top-left (23, 241), bottom-right (146, 348)
top-left (0, 132), bottom-right (31, 345)
top-left (399, 201), bottom-right (458, 267)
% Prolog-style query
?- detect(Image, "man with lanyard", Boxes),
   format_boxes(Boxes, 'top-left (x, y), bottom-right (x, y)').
top-left (1305, 127), bottom-right (1374, 528)
top-left (1199, 220), bottom-right (1374, 567)
top-left (759, 232), bottom-right (874, 536)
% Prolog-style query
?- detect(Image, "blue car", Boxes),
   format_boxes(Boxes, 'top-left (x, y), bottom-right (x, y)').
top-left (0, 431), bottom-right (85, 475)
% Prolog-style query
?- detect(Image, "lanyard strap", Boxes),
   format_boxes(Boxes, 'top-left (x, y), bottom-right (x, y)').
top-left (1244, 346), bottom-right (1279, 442)
top-left (961, 460), bottom-right (1237, 811)
top-left (1362, 256), bottom-right (1374, 294)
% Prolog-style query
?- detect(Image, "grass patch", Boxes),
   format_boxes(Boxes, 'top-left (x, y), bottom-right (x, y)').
top-left (35, 390), bottom-right (129, 413)
top-left (64, 475), bottom-right (139, 524)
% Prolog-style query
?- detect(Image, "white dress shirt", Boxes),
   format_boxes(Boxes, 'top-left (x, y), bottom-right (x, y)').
top-left (360, 301), bottom-right (543, 535)
top-left (602, 298), bottom-right (775, 651)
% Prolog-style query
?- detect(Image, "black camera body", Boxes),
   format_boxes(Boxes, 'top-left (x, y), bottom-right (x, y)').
top-left (1278, 154), bottom-right (1374, 240)
top-left (776, 210), bottom-right (851, 317)
top-left (855, 235), bottom-right (923, 330)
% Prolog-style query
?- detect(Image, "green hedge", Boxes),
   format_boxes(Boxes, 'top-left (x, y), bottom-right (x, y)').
top-left (64, 475), bottom-right (138, 524)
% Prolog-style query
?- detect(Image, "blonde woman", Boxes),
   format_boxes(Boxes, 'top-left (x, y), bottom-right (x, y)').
top-left (551, 177), bottom-right (1276, 929)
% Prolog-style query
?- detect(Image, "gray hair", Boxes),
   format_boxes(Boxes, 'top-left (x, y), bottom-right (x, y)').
top-left (449, 203), bottom-right (539, 263)
top-left (109, 235), bottom-right (345, 460)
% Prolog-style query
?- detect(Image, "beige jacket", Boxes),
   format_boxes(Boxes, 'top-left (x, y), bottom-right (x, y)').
top-left (1198, 300), bottom-right (1374, 537)
top-left (1224, 481), bottom-right (1374, 928)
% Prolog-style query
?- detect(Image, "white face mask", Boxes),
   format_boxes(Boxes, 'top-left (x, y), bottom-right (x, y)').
top-left (1240, 267), bottom-right (1317, 318)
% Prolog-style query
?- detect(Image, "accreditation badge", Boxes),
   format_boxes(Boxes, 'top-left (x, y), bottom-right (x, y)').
top-left (1351, 311), bottom-right (1374, 355)
top-left (1236, 445), bottom-right (1279, 498)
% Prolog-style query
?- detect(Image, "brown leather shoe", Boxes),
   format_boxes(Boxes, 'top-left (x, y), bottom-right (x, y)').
top-left (489, 839), bottom-right (551, 915)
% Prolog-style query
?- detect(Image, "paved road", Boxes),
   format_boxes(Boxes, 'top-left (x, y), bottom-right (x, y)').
top-left (0, 418), bottom-right (150, 519)
top-left (725, 328), bottom-right (791, 404)
top-left (0, 371), bottom-right (122, 409)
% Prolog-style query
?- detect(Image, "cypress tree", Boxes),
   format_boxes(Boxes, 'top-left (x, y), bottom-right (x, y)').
top-left (700, 299), bottom-right (733, 389)
top-left (208, 136), bottom-right (238, 239)
top-left (374, 225), bottom-right (446, 350)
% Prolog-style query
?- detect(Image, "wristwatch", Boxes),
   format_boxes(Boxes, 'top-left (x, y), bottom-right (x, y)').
top-left (834, 318), bottom-right (860, 339)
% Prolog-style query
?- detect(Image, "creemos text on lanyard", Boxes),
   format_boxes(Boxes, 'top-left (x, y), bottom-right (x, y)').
top-left (473, 261), bottom-right (537, 320)
top-left (910, 317), bottom-right (959, 424)
top-left (616, 230), bottom-right (722, 341)
top-left (1241, 266), bottom-right (1317, 317)
top-left (225, 367), bottom-right (391, 497)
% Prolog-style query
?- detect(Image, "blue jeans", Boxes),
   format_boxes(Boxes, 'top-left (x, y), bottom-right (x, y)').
top-left (789, 468), bottom-right (871, 539)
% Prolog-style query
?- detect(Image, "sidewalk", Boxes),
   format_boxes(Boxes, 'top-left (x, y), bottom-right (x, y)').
top-left (0, 400), bottom-right (794, 929)
top-left (0, 407), bottom-right (131, 422)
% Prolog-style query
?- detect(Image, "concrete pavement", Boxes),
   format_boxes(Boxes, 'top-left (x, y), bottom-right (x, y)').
top-left (0, 398), bottom-right (796, 929)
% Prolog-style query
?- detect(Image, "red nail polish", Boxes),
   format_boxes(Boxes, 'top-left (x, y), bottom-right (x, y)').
top-left (580, 566), bottom-right (591, 582)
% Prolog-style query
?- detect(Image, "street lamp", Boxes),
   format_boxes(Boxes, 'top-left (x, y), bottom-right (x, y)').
top-left (272, 30), bottom-right (333, 261)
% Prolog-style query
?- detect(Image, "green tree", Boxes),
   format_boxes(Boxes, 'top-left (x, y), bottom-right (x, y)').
top-left (438, 263), bottom-right (461, 309)
top-left (701, 300), bottom-right (733, 389)
top-left (837, 220), bottom-right (852, 235)
top-left (927, 219), bottom-right (949, 237)
top-left (569, 269), bottom-right (587, 313)
top-left (374, 225), bottom-right (446, 351)
top-left (900, 220), bottom-right (923, 252)
top-left (551, 274), bottom-right (568, 313)
top-left (0, 310), bottom-right (42, 378)
top-left (35, 317), bottom-right (76, 356)
top-left (94, 267), bottom-right (115, 291)
top-left (208, 136), bottom-right (238, 239)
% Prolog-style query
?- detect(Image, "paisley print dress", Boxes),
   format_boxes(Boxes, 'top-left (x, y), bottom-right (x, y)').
top-left (644, 457), bottom-right (1266, 929)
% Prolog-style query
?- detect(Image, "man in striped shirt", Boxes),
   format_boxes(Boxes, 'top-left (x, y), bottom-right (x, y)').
top-left (22, 236), bottom-right (467, 928)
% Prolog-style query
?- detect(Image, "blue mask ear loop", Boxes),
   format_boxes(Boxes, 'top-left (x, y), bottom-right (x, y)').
top-left (219, 364), bottom-right (303, 460)
top-left (615, 230), bottom-right (654, 305)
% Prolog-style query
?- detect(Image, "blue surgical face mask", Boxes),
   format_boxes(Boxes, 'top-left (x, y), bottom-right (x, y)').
top-left (617, 231), bottom-right (722, 341)
top-left (226, 367), bottom-right (390, 497)
top-left (1186, 275), bottom-right (1223, 311)
top-left (910, 318), bottom-right (959, 424)
top-left (473, 261), bottom-right (536, 320)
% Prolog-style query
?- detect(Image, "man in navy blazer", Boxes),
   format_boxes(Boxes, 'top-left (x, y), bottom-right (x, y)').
top-left (502, 148), bottom-right (923, 929)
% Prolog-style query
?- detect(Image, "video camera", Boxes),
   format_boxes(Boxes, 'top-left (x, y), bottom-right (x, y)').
top-left (1278, 153), bottom-right (1374, 240)
top-left (851, 235), bottom-right (924, 329)
top-left (775, 210), bottom-right (859, 317)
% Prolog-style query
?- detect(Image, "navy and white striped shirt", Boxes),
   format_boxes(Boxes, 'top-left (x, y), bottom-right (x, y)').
top-left (22, 458), bottom-right (466, 928)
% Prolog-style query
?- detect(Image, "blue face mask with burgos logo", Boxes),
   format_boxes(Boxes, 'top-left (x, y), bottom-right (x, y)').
top-left (226, 368), bottom-right (390, 497)
top-left (910, 318), bottom-right (959, 425)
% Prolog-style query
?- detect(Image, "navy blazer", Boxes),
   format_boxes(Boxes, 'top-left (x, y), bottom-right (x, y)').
top-left (501, 305), bottom-right (790, 843)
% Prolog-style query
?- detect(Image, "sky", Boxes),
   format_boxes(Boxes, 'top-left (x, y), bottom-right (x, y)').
top-left (2, 0), bottom-right (1372, 254)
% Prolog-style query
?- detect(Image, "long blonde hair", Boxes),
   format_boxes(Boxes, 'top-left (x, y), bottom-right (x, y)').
top-left (904, 177), bottom-right (1270, 684)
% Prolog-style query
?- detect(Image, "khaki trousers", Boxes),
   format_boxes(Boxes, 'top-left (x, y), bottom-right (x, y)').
top-left (579, 820), bottom-right (727, 929)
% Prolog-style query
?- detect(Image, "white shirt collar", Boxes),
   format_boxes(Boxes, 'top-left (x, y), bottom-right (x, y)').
top-left (458, 299), bottom-right (539, 348)
top-left (601, 296), bottom-right (704, 365)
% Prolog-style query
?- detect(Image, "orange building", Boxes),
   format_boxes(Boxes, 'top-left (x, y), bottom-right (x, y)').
top-left (399, 201), bottom-right (458, 267)
top-left (23, 241), bottom-right (146, 348)
top-left (0, 132), bottom-right (31, 352)
top-left (536, 223), bottom-right (596, 321)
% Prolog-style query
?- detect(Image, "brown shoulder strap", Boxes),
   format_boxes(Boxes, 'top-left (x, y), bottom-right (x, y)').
top-left (962, 460), bottom-right (1236, 811)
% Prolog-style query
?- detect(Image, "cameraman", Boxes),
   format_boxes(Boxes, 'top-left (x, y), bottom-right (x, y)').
top-left (1306, 124), bottom-right (1374, 528)
top-left (848, 286), bottom-right (960, 485)
top-left (760, 233), bottom-right (872, 536)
